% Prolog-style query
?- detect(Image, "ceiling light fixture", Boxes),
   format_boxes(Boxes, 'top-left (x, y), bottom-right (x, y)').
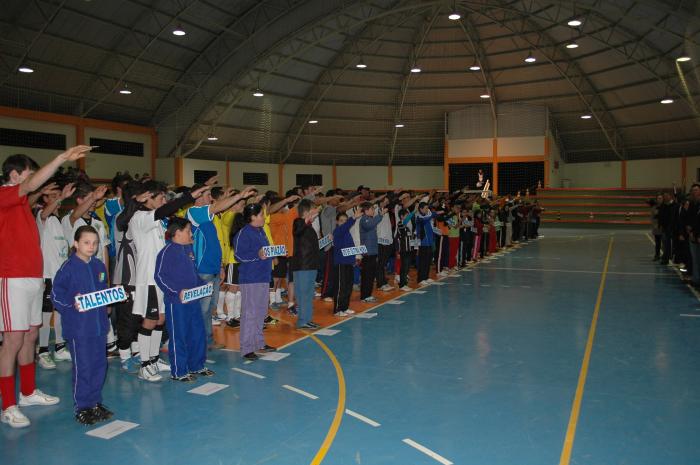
top-left (118, 83), bottom-right (132, 95)
top-left (308, 120), bottom-right (318, 124)
top-left (480, 93), bottom-right (490, 99)
top-left (580, 114), bottom-right (592, 119)
top-left (660, 98), bottom-right (674, 104)
top-left (356, 58), bottom-right (367, 69)
top-left (448, 12), bottom-right (461, 20)
top-left (566, 41), bottom-right (579, 49)
top-left (469, 64), bottom-right (481, 71)
top-left (252, 88), bottom-right (264, 97)
top-left (524, 52), bottom-right (536, 63)
top-left (18, 65), bottom-right (34, 74)
top-left (395, 123), bottom-right (404, 128)
top-left (567, 19), bottom-right (582, 27)
top-left (676, 56), bottom-right (691, 62)
top-left (410, 66), bottom-right (421, 73)
top-left (206, 135), bottom-right (218, 141)
top-left (172, 25), bottom-right (186, 36)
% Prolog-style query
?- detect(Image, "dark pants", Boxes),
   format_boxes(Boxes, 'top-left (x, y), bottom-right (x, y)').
top-left (68, 335), bottom-right (107, 412)
top-left (321, 248), bottom-right (335, 298)
top-left (333, 264), bottom-right (354, 312)
top-left (417, 246), bottom-right (432, 282)
top-left (164, 299), bottom-right (206, 378)
top-left (399, 251), bottom-right (412, 287)
top-left (116, 285), bottom-right (141, 351)
top-left (360, 255), bottom-right (377, 299)
top-left (661, 232), bottom-right (673, 263)
top-left (460, 233), bottom-right (472, 266)
top-left (376, 244), bottom-right (392, 287)
top-left (654, 234), bottom-right (662, 258)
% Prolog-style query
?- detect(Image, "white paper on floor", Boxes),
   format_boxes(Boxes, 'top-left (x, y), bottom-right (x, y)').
top-left (315, 328), bottom-right (341, 336)
top-left (355, 312), bottom-right (378, 319)
top-left (431, 282), bottom-right (446, 286)
top-left (385, 300), bottom-right (405, 305)
top-left (259, 352), bottom-right (290, 362)
top-left (205, 359), bottom-right (215, 364)
top-left (86, 420), bottom-right (139, 440)
top-left (188, 382), bottom-right (229, 396)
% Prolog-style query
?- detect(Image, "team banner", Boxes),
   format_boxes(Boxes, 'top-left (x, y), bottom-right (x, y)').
top-left (76, 286), bottom-right (127, 312)
top-left (263, 245), bottom-right (287, 258)
top-left (318, 234), bottom-right (333, 249)
top-left (377, 237), bottom-right (393, 246)
top-left (341, 245), bottom-right (368, 257)
top-left (182, 283), bottom-right (214, 304)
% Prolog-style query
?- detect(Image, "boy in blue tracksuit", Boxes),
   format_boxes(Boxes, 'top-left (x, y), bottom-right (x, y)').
top-left (332, 209), bottom-right (363, 316)
top-left (154, 217), bottom-right (214, 382)
top-left (51, 225), bottom-right (112, 425)
top-left (415, 202), bottom-right (437, 284)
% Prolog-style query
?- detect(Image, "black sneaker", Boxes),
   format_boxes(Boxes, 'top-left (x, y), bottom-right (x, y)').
top-left (92, 404), bottom-right (114, 421)
top-left (264, 316), bottom-right (279, 325)
top-left (287, 305), bottom-right (297, 316)
top-left (106, 348), bottom-right (119, 358)
top-left (257, 345), bottom-right (276, 353)
top-left (243, 352), bottom-right (259, 361)
top-left (226, 318), bottom-right (240, 328)
top-left (299, 322), bottom-right (319, 330)
top-left (191, 368), bottom-right (215, 377)
top-left (171, 374), bottom-right (197, 382)
top-left (75, 408), bottom-right (97, 425)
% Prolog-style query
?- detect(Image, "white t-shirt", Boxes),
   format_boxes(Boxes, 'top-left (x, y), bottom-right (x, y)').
top-left (61, 212), bottom-right (110, 264)
top-left (376, 210), bottom-right (392, 244)
top-left (36, 211), bottom-right (68, 279)
top-left (129, 210), bottom-right (166, 286)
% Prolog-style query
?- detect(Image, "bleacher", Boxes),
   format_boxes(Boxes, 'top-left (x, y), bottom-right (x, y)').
top-left (537, 188), bottom-right (657, 227)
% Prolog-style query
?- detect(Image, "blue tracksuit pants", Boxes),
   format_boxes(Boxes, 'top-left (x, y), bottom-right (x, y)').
top-left (68, 335), bottom-right (107, 412)
top-left (164, 300), bottom-right (206, 378)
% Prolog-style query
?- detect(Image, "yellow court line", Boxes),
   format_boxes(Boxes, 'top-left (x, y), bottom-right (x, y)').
top-left (309, 334), bottom-right (346, 465)
top-left (559, 237), bottom-right (614, 465)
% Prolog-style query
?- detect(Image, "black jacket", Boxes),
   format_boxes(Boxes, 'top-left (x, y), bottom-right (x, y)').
top-left (658, 201), bottom-right (678, 233)
top-left (292, 218), bottom-right (320, 271)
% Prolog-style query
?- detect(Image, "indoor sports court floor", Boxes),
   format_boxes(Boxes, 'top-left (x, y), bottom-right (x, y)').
top-left (4, 228), bottom-right (700, 465)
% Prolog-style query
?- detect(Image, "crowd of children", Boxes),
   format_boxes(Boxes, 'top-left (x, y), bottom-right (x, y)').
top-left (0, 146), bottom-right (543, 428)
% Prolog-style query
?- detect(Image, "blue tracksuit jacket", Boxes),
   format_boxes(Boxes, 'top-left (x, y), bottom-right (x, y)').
top-left (51, 254), bottom-right (109, 411)
top-left (332, 218), bottom-right (356, 265)
top-left (154, 242), bottom-right (206, 377)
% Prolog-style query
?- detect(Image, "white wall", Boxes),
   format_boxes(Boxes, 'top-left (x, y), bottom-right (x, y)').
top-left (627, 158), bottom-right (682, 188)
top-left (336, 165), bottom-right (387, 190)
top-left (156, 158), bottom-right (175, 185)
top-left (392, 166), bottom-right (443, 189)
top-left (448, 138), bottom-right (493, 158)
top-left (547, 135), bottom-right (562, 188)
top-left (499, 136), bottom-right (544, 157)
top-left (561, 161), bottom-right (622, 188)
top-left (0, 116), bottom-right (76, 169)
top-left (283, 164), bottom-right (333, 192)
top-left (83, 127), bottom-right (150, 180)
top-left (182, 159), bottom-right (226, 186)
top-left (230, 161), bottom-right (278, 190)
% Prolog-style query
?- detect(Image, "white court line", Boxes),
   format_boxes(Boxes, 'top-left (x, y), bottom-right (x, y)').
top-left (402, 438), bottom-right (453, 465)
top-left (282, 384), bottom-right (318, 400)
top-left (480, 266), bottom-right (673, 276)
top-left (680, 314), bottom-right (700, 318)
top-left (480, 284), bottom-right (491, 287)
top-left (232, 367), bottom-right (265, 379)
top-left (521, 285), bottom-right (531, 288)
top-left (644, 233), bottom-right (700, 302)
top-left (345, 409), bottom-right (381, 427)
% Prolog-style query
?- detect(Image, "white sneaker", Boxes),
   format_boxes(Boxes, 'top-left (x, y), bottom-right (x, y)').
top-left (37, 352), bottom-right (56, 370)
top-left (1, 406), bottom-right (30, 428)
top-left (322, 297), bottom-right (333, 302)
top-left (211, 318), bottom-right (221, 326)
top-left (362, 296), bottom-right (377, 303)
top-left (400, 285), bottom-right (413, 291)
top-left (345, 309), bottom-right (356, 315)
top-left (214, 313), bottom-right (226, 321)
top-left (335, 311), bottom-right (348, 317)
top-left (380, 284), bottom-right (394, 292)
top-left (426, 278), bottom-right (435, 283)
top-left (18, 389), bottom-right (60, 406)
top-left (53, 347), bottom-right (71, 362)
top-left (438, 271), bottom-right (448, 277)
top-left (154, 358), bottom-right (171, 372)
top-left (138, 365), bottom-right (163, 382)
top-left (394, 275), bottom-right (400, 283)
top-left (314, 292), bottom-right (321, 298)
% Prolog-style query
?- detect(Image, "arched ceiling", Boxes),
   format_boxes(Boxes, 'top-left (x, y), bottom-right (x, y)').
top-left (1, 0), bottom-right (699, 165)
